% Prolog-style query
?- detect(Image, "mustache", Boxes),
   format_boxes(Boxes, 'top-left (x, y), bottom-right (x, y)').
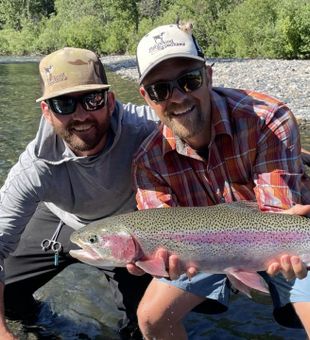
top-left (67, 119), bottom-right (96, 129)
top-left (167, 100), bottom-right (193, 113)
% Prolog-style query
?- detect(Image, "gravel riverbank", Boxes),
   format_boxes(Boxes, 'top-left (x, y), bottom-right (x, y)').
top-left (100, 55), bottom-right (309, 123)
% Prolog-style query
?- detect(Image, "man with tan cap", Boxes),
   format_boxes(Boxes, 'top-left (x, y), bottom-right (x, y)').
top-left (0, 47), bottom-right (157, 339)
top-left (130, 23), bottom-right (310, 339)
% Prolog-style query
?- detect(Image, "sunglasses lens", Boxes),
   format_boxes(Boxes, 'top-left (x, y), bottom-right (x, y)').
top-left (48, 97), bottom-right (76, 115)
top-left (47, 91), bottom-right (107, 115)
top-left (82, 91), bottom-right (106, 111)
top-left (178, 70), bottom-right (203, 93)
top-left (145, 68), bottom-right (203, 103)
top-left (146, 83), bottom-right (170, 102)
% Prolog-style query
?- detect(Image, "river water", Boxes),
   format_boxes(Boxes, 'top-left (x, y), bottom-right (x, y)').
top-left (0, 60), bottom-right (309, 339)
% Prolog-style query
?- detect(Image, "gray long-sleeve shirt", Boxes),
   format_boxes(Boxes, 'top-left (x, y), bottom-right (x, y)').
top-left (0, 100), bottom-right (158, 281)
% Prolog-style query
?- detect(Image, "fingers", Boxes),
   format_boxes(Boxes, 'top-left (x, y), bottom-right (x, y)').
top-left (168, 254), bottom-right (181, 280)
top-left (282, 204), bottom-right (310, 216)
top-left (267, 255), bottom-right (308, 281)
top-left (186, 266), bottom-right (198, 280)
top-left (127, 248), bottom-right (199, 280)
top-left (152, 249), bottom-right (198, 280)
top-left (266, 262), bottom-right (281, 276)
top-left (126, 263), bottom-right (146, 276)
top-left (167, 254), bottom-right (198, 280)
top-left (283, 255), bottom-right (307, 280)
top-left (280, 255), bottom-right (296, 280)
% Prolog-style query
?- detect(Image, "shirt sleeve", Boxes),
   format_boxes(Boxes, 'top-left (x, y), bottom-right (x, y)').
top-left (253, 105), bottom-right (307, 211)
top-left (0, 158), bottom-right (42, 282)
top-left (133, 156), bottom-right (178, 210)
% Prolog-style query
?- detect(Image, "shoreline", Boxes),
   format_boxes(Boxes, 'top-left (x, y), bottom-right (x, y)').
top-left (99, 55), bottom-right (310, 123)
top-left (1, 55), bottom-right (308, 122)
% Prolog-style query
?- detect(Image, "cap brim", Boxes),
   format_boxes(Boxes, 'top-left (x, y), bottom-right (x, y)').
top-left (139, 54), bottom-right (205, 84)
top-left (36, 84), bottom-right (111, 102)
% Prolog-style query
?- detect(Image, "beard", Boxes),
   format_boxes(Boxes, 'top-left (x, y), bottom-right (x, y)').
top-left (164, 104), bottom-right (208, 141)
top-left (53, 117), bottom-right (111, 153)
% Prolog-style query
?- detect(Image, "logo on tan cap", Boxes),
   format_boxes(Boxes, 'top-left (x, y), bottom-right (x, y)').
top-left (36, 47), bottom-right (110, 102)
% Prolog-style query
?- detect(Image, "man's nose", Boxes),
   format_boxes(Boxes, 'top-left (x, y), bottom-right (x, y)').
top-left (169, 86), bottom-right (187, 103)
top-left (71, 103), bottom-right (90, 120)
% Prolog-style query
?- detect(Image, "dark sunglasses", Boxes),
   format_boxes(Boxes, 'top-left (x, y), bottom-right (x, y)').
top-left (46, 90), bottom-right (108, 115)
top-left (144, 67), bottom-right (204, 103)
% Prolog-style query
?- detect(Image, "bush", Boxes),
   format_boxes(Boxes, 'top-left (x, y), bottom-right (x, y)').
top-left (99, 19), bottom-right (132, 55)
top-left (35, 15), bottom-right (65, 54)
top-left (211, 0), bottom-right (310, 59)
top-left (59, 16), bottom-right (105, 53)
top-left (274, 0), bottom-right (310, 59)
top-left (0, 26), bottom-right (38, 55)
top-left (0, 32), bottom-right (9, 54)
top-left (0, 0), bottom-right (308, 58)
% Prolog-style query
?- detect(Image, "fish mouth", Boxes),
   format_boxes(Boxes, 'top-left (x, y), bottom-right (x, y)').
top-left (70, 246), bottom-right (102, 262)
top-left (69, 245), bottom-right (128, 267)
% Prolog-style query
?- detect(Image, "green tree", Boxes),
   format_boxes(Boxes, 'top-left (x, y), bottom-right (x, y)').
top-left (0, 0), bottom-right (54, 30)
top-left (274, 0), bottom-right (310, 58)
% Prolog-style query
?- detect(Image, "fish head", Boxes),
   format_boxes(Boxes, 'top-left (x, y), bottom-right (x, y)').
top-left (69, 223), bottom-right (137, 268)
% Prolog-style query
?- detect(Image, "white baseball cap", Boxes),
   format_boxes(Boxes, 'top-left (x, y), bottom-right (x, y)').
top-left (136, 24), bottom-right (205, 84)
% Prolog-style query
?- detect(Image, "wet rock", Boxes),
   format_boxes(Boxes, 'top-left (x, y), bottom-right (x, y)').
top-left (33, 263), bottom-right (125, 339)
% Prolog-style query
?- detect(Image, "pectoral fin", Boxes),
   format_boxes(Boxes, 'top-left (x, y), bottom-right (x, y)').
top-left (225, 268), bottom-right (269, 298)
top-left (135, 258), bottom-right (169, 277)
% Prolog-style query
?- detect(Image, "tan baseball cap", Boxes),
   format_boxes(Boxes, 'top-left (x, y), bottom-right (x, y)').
top-left (136, 24), bottom-right (205, 84)
top-left (36, 47), bottom-right (110, 102)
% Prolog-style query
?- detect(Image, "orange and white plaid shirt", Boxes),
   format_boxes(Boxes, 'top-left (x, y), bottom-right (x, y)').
top-left (133, 87), bottom-right (310, 211)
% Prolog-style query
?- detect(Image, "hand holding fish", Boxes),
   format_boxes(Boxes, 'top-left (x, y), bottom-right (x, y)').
top-left (126, 248), bottom-right (198, 280)
top-left (266, 203), bottom-right (310, 280)
top-left (127, 250), bottom-right (307, 281)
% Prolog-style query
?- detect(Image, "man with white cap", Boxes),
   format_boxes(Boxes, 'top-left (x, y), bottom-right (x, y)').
top-left (0, 47), bottom-right (158, 339)
top-left (131, 23), bottom-right (310, 339)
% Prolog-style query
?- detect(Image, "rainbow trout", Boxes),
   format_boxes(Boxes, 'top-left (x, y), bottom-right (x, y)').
top-left (69, 201), bottom-right (310, 296)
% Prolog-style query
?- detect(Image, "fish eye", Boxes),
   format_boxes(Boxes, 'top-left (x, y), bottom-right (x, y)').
top-left (88, 234), bottom-right (98, 244)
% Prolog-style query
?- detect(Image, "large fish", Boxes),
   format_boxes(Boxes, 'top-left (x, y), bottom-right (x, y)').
top-left (69, 201), bottom-right (310, 297)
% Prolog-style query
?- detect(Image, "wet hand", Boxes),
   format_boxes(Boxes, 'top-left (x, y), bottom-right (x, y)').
top-left (151, 248), bottom-right (198, 280)
top-left (126, 263), bottom-right (145, 276)
top-left (281, 203), bottom-right (310, 217)
top-left (126, 248), bottom-right (198, 280)
top-left (267, 204), bottom-right (310, 280)
top-left (267, 255), bottom-right (307, 280)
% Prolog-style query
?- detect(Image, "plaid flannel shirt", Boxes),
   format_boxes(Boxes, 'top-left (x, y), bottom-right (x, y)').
top-left (133, 87), bottom-right (310, 211)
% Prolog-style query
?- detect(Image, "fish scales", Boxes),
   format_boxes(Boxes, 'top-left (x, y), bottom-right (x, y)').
top-left (120, 204), bottom-right (308, 267)
top-left (70, 201), bottom-right (310, 295)
top-left (70, 201), bottom-right (310, 273)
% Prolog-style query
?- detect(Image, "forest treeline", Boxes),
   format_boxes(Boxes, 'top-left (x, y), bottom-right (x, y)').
top-left (0, 0), bottom-right (309, 59)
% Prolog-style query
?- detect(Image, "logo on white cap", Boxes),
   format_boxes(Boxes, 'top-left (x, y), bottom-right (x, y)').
top-left (149, 31), bottom-right (185, 53)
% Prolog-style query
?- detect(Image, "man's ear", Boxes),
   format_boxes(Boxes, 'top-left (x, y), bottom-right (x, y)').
top-left (41, 101), bottom-right (53, 123)
top-left (205, 65), bottom-right (213, 88)
top-left (107, 91), bottom-right (116, 116)
top-left (139, 86), bottom-right (147, 98)
top-left (139, 86), bottom-right (155, 107)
